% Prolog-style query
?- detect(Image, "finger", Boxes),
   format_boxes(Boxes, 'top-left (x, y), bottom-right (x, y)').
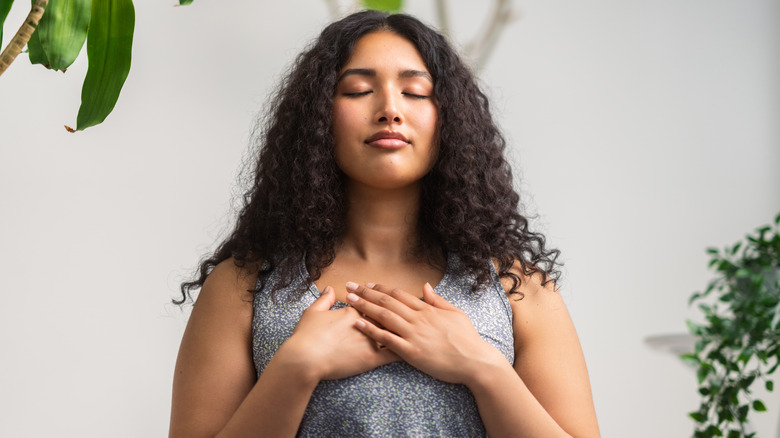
top-left (308, 286), bottom-right (336, 311)
top-left (374, 347), bottom-right (401, 366)
top-left (422, 282), bottom-right (457, 310)
top-left (355, 318), bottom-right (409, 355)
top-left (357, 282), bottom-right (425, 312)
top-left (346, 289), bottom-right (410, 334)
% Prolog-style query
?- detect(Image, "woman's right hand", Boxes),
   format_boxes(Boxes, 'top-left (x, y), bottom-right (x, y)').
top-left (274, 286), bottom-right (400, 381)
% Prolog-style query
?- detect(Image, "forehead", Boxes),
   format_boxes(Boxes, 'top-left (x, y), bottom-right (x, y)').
top-left (340, 30), bottom-right (429, 75)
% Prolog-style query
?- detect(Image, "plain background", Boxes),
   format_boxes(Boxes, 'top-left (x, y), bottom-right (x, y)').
top-left (1, 0), bottom-right (778, 436)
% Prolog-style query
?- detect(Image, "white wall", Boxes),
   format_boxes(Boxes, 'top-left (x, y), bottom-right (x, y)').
top-left (1, 1), bottom-right (777, 436)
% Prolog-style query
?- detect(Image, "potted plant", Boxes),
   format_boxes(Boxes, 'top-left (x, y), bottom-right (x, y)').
top-left (684, 213), bottom-right (780, 438)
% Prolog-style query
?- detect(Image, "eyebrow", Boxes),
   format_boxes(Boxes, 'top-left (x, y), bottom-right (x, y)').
top-left (338, 68), bottom-right (433, 83)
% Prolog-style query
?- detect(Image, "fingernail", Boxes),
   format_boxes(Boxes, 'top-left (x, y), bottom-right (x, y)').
top-left (355, 319), bottom-right (366, 329)
top-left (365, 282), bottom-right (376, 289)
top-left (320, 286), bottom-right (332, 295)
top-left (346, 281), bottom-right (359, 291)
top-left (346, 292), bottom-right (359, 303)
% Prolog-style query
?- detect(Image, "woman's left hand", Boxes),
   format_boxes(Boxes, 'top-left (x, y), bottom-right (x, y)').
top-left (345, 282), bottom-right (506, 385)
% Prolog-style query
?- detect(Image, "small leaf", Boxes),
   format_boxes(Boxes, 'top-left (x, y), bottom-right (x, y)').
top-left (727, 431), bottom-right (740, 438)
top-left (681, 352), bottom-right (701, 366)
top-left (766, 380), bottom-right (774, 392)
top-left (362, 0), bottom-right (403, 12)
top-left (0, 0), bottom-right (14, 47)
top-left (178, 0), bottom-right (192, 4)
top-left (697, 364), bottom-right (711, 384)
top-left (75, 0), bottom-right (134, 130)
top-left (753, 399), bottom-right (767, 412)
top-left (689, 411), bottom-right (707, 422)
top-left (705, 425), bottom-right (723, 437)
top-left (738, 404), bottom-right (749, 421)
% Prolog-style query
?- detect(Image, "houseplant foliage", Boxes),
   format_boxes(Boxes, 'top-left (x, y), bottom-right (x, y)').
top-left (684, 213), bottom-right (780, 438)
top-left (0, 0), bottom-right (134, 131)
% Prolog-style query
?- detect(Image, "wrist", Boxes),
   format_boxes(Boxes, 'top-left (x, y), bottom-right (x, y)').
top-left (462, 350), bottom-right (516, 393)
top-left (272, 342), bottom-right (323, 386)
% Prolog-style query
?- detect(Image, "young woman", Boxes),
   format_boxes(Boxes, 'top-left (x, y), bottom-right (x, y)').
top-left (170, 10), bottom-right (600, 438)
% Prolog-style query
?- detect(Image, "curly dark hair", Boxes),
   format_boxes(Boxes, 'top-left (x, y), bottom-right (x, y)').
top-left (176, 10), bottom-right (560, 305)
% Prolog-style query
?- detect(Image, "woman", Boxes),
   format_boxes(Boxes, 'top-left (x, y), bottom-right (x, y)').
top-left (170, 10), bottom-right (600, 438)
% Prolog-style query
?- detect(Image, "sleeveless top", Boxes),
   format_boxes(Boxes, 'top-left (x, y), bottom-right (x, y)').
top-left (251, 253), bottom-right (515, 437)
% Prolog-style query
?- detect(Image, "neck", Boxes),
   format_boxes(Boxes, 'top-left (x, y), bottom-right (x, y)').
top-left (340, 182), bottom-right (423, 264)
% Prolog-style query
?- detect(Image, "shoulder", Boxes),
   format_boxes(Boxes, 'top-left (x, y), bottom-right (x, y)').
top-left (197, 258), bottom-right (258, 310)
top-left (491, 258), bottom-right (568, 345)
top-left (491, 259), bottom-right (561, 305)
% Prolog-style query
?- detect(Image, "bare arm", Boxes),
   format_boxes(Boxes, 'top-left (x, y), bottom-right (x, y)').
top-left (169, 260), bottom-right (397, 438)
top-left (470, 265), bottom-right (600, 437)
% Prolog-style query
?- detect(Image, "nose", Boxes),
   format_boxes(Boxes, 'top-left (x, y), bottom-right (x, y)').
top-left (375, 90), bottom-right (402, 124)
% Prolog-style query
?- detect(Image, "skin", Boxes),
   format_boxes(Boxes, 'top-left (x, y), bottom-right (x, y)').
top-left (169, 30), bottom-right (600, 438)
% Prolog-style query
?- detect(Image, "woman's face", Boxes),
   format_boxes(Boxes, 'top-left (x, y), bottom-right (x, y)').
top-left (332, 30), bottom-right (438, 191)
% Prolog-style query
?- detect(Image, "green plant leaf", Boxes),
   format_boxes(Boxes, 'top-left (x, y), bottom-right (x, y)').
top-left (690, 411), bottom-right (707, 422)
top-left (362, 0), bottom-right (403, 12)
top-left (737, 404), bottom-right (749, 421)
top-left (705, 425), bottom-right (723, 437)
top-left (766, 380), bottom-right (774, 392)
top-left (178, 0), bottom-right (192, 4)
top-left (0, 0), bottom-right (14, 47)
top-left (752, 400), bottom-right (766, 412)
top-left (697, 364), bottom-right (711, 384)
top-left (35, 0), bottom-right (91, 71)
top-left (74, 0), bottom-right (134, 131)
top-left (27, 28), bottom-right (50, 66)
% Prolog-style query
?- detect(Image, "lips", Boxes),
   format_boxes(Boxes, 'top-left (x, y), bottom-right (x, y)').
top-left (365, 131), bottom-right (410, 149)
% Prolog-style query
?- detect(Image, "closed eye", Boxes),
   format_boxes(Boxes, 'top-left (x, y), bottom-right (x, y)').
top-left (343, 91), bottom-right (372, 97)
top-left (403, 92), bottom-right (430, 99)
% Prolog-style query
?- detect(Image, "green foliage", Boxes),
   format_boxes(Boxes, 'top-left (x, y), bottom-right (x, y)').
top-left (75, 0), bottom-right (134, 131)
top-left (27, 22), bottom-right (50, 66)
top-left (34, 0), bottom-right (91, 70)
top-left (0, 0), bottom-right (14, 47)
top-left (362, 0), bottom-right (403, 13)
top-left (685, 213), bottom-right (780, 437)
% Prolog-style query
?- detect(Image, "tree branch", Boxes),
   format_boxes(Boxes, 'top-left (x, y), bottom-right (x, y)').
top-left (465, 0), bottom-right (518, 72)
top-left (0, 0), bottom-right (48, 77)
top-left (323, 0), bottom-right (341, 21)
top-left (434, 0), bottom-right (451, 39)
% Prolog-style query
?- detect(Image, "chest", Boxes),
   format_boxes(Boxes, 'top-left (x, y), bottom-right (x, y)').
top-left (313, 257), bottom-right (445, 302)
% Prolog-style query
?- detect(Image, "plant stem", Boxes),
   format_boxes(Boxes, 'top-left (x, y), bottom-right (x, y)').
top-left (0, 0), bottom-right (48, 77)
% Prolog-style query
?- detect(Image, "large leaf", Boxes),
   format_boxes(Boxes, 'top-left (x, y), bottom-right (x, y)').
top-left (26, 0), bottom-right (50, 66)
top-left (0, 0), bottom-right (14, 47)
top-left (27, 28), bottom-right (50, 65)
top-left (36, 0), bottom-right (90, 71)
top-left (362, 0), bottom-right (403, 13)
top-left (74, 0), bottom-right (134, 131)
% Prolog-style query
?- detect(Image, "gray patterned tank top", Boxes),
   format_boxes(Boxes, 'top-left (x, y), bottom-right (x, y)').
top-left (251, 253), bottom-right (515, 437)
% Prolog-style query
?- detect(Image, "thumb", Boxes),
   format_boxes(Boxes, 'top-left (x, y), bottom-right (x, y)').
top-left (422, 282), bottom-right (457, 310)
top-left (309, 286), bottom-right (336, 311)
